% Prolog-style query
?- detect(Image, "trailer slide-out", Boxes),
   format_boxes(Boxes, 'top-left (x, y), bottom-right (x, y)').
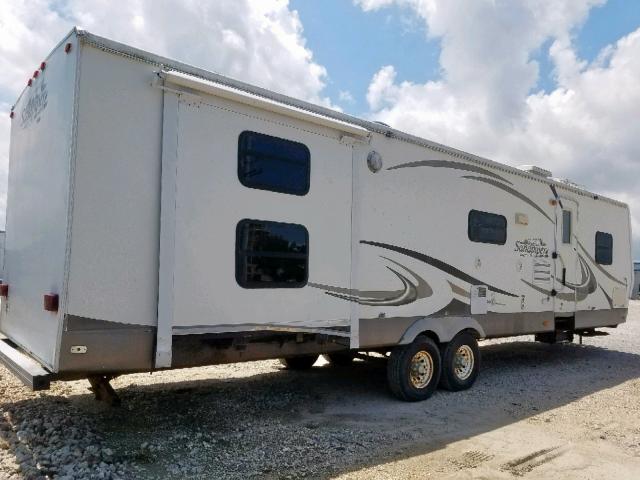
top-left (1, 29), bottom-right (633, 402)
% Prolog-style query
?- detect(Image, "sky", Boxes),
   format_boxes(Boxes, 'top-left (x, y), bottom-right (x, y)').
top-left (0, 0), bottom-right (639, 258)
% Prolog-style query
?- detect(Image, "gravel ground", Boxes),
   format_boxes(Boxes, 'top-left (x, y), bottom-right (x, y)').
top-left (0, 301), bottom-right (639, 479)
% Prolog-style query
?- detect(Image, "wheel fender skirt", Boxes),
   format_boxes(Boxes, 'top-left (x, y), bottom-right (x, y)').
top-left (399, 316), bottom-right (486, 345)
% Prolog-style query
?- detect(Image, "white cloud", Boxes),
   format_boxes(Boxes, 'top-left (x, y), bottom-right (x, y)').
top-left (357, 0), bottom-right (399, 11)
top-left (358, 0), bottom-right (640, 256)
top-left (338, 90), bottom-right (355, 104)
top-left (0, 0), bottom-right (335, 228)
top-left (1, 0), bottom-right (333, 105)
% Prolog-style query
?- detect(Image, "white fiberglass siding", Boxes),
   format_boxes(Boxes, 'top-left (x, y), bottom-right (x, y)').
top-left (65, 45), bottom-right (163, 328)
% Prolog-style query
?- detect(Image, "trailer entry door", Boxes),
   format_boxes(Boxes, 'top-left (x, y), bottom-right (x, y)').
top-left (553, 198), bottom-right (579, 314)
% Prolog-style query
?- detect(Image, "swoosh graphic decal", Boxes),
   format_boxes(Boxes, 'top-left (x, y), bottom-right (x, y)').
top-left (556, 254), bottom-right (590, 290)
top-left (324, 266), bottom-right (417, 306)
top-left (448, 281), bottom-right (470, 298)
top-left (308, 256), bottom-right (432, 306)
top-left (381, 255), bottom-right (433, 298)
top-left (576, 239), bottom-right (626, 286)
top-left (522, 254), bottom-right (597, 302)
top-left (431, 298), bottom-right (471, 316)
top-left (599, 285), bottom-right (614, 309)
top-left (574, 255), bottom-right (598, 301)
top-left (521, 280), bottom-right (575, 302)
top-left (361, 240), bottom-right (519, 297)
top-left (387, 159), bottom-right (512, 184)
top-left (462, 175), bottom-right (554, 223)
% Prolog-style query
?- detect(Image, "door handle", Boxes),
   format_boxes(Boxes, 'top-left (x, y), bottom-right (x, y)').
top-left (562, 268), bottom-right (566, 286)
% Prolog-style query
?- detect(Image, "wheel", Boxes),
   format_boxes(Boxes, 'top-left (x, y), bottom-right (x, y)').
top-left (439, 331), bottom-right (480, 391)
top-left (279, 355), bottom-right (319, 370)
top-left (387, 335), bottom-right (441, 401)
top-left (323, 352), bottom-right (355, 367)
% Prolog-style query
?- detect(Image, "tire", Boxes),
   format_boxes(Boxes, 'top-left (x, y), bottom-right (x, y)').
top-left (387, 335), bottom-right (441, 402)
top-left (279, 355), bottom-right (319, 370)
top-left (439, 331), bottom-right (480, 391)
top-left (323, 352), bottom-right (355, 367)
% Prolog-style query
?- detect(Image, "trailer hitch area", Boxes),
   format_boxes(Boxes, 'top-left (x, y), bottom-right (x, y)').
top-left (87, 375), bottom-right (121, 406)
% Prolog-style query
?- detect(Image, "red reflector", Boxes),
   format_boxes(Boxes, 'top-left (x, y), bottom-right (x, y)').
top-left (65, 43), bottom-right (72, 54)
top-left (40, 61), bottom-right (46, 70)
top-left (33, 70), bottom-right (39, 78)
top-left (0, 284), bottom-right (8, 297)
top-left (27, 78), bottom-right (33, 86)
top-left (44, 294), bottom-right (59, 312)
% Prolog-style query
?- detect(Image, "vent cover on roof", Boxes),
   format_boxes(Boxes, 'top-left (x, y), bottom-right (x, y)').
top-left (517, 165), bottom-right (552, 178)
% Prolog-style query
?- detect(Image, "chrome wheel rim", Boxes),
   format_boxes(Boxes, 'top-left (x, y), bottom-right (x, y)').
top-left (454, 345), bottom-right (474, 381)
top-left (410, 351), bottom-right (434, 389)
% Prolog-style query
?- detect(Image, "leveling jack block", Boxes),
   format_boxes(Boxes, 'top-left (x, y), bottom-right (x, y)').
top-left (87, 375), bottom-right (121, 406)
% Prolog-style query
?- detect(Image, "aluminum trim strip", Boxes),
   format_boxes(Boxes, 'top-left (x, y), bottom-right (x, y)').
top-left (172, 324), bottom-right (351, 337)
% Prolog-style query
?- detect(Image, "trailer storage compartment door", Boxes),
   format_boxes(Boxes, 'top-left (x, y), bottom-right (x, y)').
top-left (156, 86), bottom-right (354, 367)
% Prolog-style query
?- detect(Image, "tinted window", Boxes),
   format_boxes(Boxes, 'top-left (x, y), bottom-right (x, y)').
top-left (595, 231), bottom-right (613, 265)
top-left (468, 210), bottom-right (507, 245)
top-left (562, 210), bottom-right (572, 244)
top-left (236, 219), bottom-right (308, 288)
top-left (238, 131), bottom-right (310, 195)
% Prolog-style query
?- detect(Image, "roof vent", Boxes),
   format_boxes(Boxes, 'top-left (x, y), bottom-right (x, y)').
top-left (517, 165), bottom-right (552, 178)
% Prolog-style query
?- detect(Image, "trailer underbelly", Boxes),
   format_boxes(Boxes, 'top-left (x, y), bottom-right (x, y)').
top-left (48, 308), bottom-right (627, 376)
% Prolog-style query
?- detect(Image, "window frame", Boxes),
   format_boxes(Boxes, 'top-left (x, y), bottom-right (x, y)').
top-left (237, 130), bottom-right (311, 196)
top-left (235, 218), bottom-right (309, 289)
top-left (595, 231), bottom-right (613, 265)
top-left (467, 209), bottom-right (508, 245)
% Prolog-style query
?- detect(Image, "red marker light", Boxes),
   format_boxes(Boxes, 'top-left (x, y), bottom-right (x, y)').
top-left (9, 112), bottom-right (14, 119)
top-left (27, 78), bottom-right (32, 86)
top-left (0, 284), bottom-right (8, 297)
top-left (40, 61), bottom-right (46, 70)
top-left (44, 293), bottom-right (59, 312)
top-left (33, 70), bottom-right (39, 78)
top-left (64, 43), bottom-right (72, 54)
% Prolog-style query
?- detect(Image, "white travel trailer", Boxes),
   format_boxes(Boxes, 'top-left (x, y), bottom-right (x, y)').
top-left (0, 29), bottom-right (633, 402)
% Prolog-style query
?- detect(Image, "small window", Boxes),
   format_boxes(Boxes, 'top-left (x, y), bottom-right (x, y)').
top-left (562, 210), bottom-right (572, 244)
top-left (238, 131), bottom-right (310, 195)
top-left (236, 219), bottom-right (308, 288)
top-left (468, 210), bottom-right (507, 245)
top-left (595, 231), bottom-right (613, 265)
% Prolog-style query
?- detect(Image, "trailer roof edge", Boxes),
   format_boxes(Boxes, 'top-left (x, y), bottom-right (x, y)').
top-left (72, 29), bottom-right (627, 209)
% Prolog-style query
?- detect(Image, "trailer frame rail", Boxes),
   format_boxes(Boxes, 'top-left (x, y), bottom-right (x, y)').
top-left (0, 336), bottom-right (53, 391)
